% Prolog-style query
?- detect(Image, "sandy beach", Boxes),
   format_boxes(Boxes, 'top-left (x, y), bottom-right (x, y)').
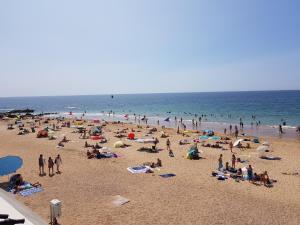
top-left (1, 118), bottom-right (300, 225)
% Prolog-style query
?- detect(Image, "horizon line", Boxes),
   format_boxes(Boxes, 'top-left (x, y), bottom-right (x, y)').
top-left (0, 89), bottom-right (299, 98)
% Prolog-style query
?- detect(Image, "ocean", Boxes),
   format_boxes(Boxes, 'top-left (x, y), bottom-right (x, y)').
top-left (1, 91), bottom-right (300, 138)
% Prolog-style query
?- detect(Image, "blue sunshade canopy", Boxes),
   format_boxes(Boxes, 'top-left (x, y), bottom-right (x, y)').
top-left (0, 156), bottom-right (23, 176)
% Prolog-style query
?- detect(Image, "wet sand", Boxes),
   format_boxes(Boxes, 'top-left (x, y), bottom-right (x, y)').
top-left (0, 119), bottom-right (300, 225)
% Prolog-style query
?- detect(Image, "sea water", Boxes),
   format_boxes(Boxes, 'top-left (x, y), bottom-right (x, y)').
top-left (1, 90), bottom-right (299, 138)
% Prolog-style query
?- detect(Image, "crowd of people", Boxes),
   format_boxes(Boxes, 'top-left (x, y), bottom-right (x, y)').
top-left (217, 154), bottom-right (275, 187)
top-left (5, 114), bottom-right (282, 190)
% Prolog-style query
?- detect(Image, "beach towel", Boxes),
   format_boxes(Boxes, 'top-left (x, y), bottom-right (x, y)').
top-left (209, 136), bottom-right (221, 141)
top-left (113, 195), bottom-right (130, 206)
top-left (137, 147), bottom-right (159, 153)
top-left (101, 153), bottom-right (117, 158)
top-left (212, 171), bottom-right (228, 180)
top-left (199, 135), bottom-right (209, 140)
top-left (179, 139), bottom-right (191, 145)
top-left (260, 156), bottom-right (281, 160)
top-left (19, 187), bottom-right (43, 197)
top-left (91, 135), bottom-right (101, 140)
top-left (127, 166), bottom-right (151, 174)
top-left (135, 138), bottom-right (155, 144)
top-left (160, 173), bottom-right (176, 178)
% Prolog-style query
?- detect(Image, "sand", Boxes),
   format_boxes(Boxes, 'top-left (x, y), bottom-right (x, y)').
top-left (0, 119), bottom-right (300, 225)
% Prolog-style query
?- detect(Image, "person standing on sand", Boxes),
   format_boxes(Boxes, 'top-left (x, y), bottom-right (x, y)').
top-left (48, 157), bottom-right (54, 176)
top-left (232, 154), bottom-right (236, 169)
top-left (247, 165), bottom-right (253, 182)
top-left (38, 154), bottom-right (46, 176)
top-left (166, 138), bottom-right (171, 151)
top-left (234, 128), bottom-right (239, 139)
top-left (218, 154), bottom-right (223, 171)
top-left (229, 141), bottom-right (233, 153)
top-left (154, 138), bottom-right (159, 149)
top-left (55, 154), bottom-right (62, 174)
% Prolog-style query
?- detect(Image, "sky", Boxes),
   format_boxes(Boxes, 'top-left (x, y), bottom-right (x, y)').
top-left (0, 0), bottom-right (300, 97)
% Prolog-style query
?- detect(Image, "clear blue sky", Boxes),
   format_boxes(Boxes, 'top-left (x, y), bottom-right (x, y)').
top-left (1, 0), bottom-right (300, 97)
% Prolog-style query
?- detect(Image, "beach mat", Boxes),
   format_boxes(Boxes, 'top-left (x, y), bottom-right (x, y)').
top-left (160, 173), bottom-right (176, 178)
top-left (127, 166), bottom-right (151, 174)
top-left (19, 187), bottom-right (43, 197)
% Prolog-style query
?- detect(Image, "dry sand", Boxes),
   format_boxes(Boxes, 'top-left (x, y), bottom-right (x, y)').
top-left (0, 119), bottom-right (300, 225)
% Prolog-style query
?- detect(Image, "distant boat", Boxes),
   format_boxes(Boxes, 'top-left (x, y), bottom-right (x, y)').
top-left (111, 95), bottom-right (114, 99)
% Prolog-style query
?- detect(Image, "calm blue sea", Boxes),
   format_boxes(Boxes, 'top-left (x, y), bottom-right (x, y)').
top-left (1, 91), bottom-right (300, 137)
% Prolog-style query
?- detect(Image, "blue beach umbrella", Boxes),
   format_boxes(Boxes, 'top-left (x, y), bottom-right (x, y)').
top-left (0, 156), bottom-right (23, 176)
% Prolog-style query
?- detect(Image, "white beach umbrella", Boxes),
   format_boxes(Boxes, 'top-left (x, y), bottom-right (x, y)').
top-left (233, 139), bottom-right (244, 147)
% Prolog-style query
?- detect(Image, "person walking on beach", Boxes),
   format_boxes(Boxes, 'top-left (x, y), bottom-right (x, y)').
top-left (55, 154), bottom-right (62, 174)
top-left (218, 154), bottom-right (223, 171)
top-left (166, 138), bottom-right (171, 151)
top-left (232, 154), bottom-right (236, 169)
top-left (279, 124), bottom-right (284, 134)
top-left (48, 157), bottom-right (54, 176)
top-left (38, 154), bottom-right (46, 176)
